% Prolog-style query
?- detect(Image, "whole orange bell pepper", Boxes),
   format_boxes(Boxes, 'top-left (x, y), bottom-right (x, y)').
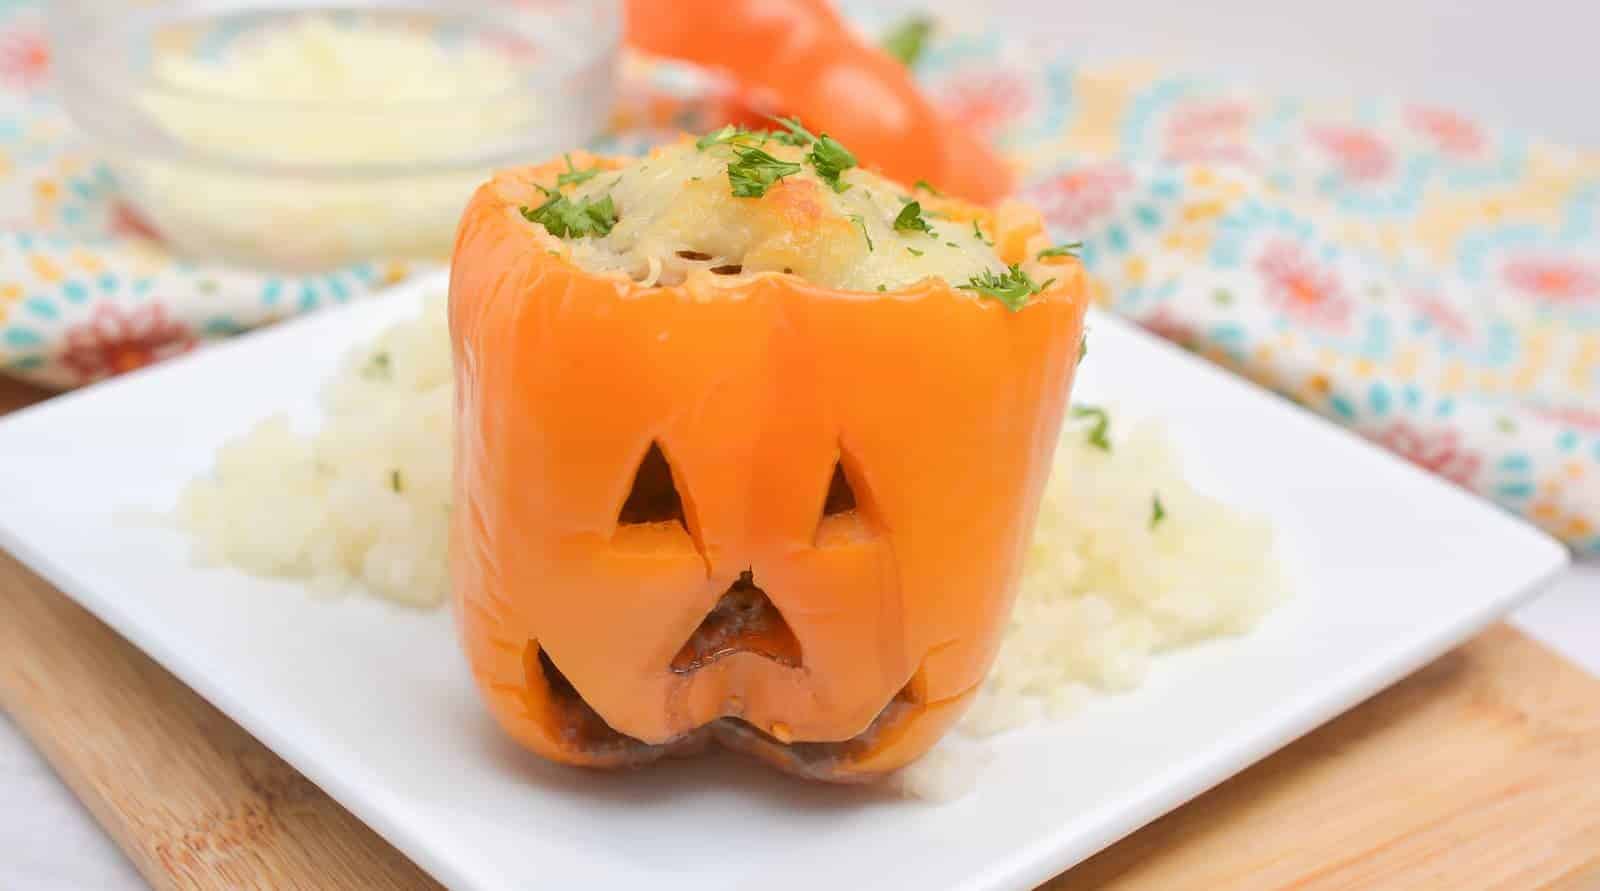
top-left (450, 153), bottom-right (1086, 780)
top-left (624, 0), bottom-right (1012, 205)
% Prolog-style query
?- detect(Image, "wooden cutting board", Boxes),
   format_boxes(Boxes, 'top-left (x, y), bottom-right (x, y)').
top-left (3, 375), bottom-right (1600, 890)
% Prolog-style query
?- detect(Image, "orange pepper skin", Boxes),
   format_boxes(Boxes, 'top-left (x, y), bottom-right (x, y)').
top-left (450, 156), bottom-right (1087, 781)
top-left (623, 0), bottom-right (1012, 205)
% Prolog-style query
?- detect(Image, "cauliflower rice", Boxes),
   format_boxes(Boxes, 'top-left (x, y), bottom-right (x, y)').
top-left (178, 298), bottom-right (454, 607)
top-left (178, 296), bottom-right (1286, 779)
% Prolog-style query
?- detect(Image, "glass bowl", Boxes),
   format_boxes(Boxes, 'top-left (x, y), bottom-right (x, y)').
top-left (49, 0), bottom-right (620, 272)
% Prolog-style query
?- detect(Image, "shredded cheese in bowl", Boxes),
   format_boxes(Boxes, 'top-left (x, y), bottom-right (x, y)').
top-left (143, 16), bottom-right (527, 166)
top-left (62, 5), bottom-right (617, 271)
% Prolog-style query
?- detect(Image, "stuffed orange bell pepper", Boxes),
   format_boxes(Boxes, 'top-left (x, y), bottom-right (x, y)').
top-left (450, 127), bottom-right (1087, 781)
top-left (624, 0), bottom-right (1012, 205)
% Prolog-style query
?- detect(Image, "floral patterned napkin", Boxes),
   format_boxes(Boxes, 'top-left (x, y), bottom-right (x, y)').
top-left (1, 1), bottom-right (1595, 555)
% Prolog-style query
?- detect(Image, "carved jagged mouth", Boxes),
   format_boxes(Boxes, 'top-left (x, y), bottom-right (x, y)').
top-left (528, 642), bottom-right (921, 779)
top-left (526, 563), bottom-right (919, 778)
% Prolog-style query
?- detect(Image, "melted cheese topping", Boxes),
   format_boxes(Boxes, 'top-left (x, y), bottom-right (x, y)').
top-left (555, 140), bottom-right (1013, 293)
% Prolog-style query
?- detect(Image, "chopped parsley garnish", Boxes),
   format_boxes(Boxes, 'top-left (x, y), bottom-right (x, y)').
top-left (556, 153), bottom-right (601, 188)
top-left (1078, 331), bottom-right (1088, 364)
top-left (521, 187), bottom-right (618, 238)
top-left (906, 246), bottom-right (924, 257)
top-left (971, 219), bottom-right (993, 246)
top-left (1071, 405), bottom-right (1112, 451)
top-left (913, 178), bottom-right (942, 196)
top-left (958, 264), bottom-right (1044, 311)
top-left (1038, 241), bottom-right (1083, 259)
top-left (807, 134), bottom-right (857, 192)
top-left (1150, 494), bottom-right (1167, 529)
top-left (361, 351), bottom-right (391, 380)
top-left (727, 146), bottom-right (803, 198)
top-left (848, 213), bottom-right (874, 251)
top-left (769, 115), bottom-right (816, 146)
top-left (696, 124), bottom-right (766, 151)
top-left (877, 284), bottom-right (887, 291)
top-left (390, 469), bottom-right (404, 493)
top-left (893, 200), bottom-right (935, 235)
top-left (945, 241), bottom-right (960, 248)
top-left (881, 16), bottom-right (934, 67)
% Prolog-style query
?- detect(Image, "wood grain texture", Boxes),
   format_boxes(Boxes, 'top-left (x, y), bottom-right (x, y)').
top-left (2, 379), bottom-right (1599, 890)
top-left (0, 549), bottom-right (442, 891)
top-left (1056, 624), bottom-right (1600, 890)
top-left (0, 375), bottom-right (48, 414)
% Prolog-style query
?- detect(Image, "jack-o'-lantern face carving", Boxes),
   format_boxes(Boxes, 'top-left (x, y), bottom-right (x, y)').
top-left (450, 158), bottom-right (1088, 781)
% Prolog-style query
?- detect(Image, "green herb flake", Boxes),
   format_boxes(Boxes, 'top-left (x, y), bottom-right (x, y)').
top-left (1078, 331), bottom-right (1088, 364)
top-left (945, 241), bottom-right (960, 249)
top-left (807, 135), bottom-right (857, 193)
top-left (1038, 241), bottom-right (1083, 260)
top-left (361, 351), bottom-right (391, 380)
top-left (1150, 494), bottom-right (1167, 529)
top-left (556, 153), bottom-right (601, 188)
top-left (520, 187), bottom-right (618, 238)
top-left (881, 16), bottom-right (934, 67)
top-left (957, 264), bottom-right (1043, 311)
top-left (893, 200), bottom-right (934, 235)
top-left (727, 146), bottom-right (803, 198)
top-left (1070, 405), bottom-right (1112, 451)
top-left (913, 178), bottom-right (942, 196)
top-left (906, 246), bottom-right (924, 257)
top-left (390, 469), bottom-right (404, 493)
top-left (972, 219), bottom-right (993, 246)
top-left (848, 213), bottom-right (874, 252)
top-left (769, 115), bottom-right (816, 147)
top-left (696, 124), bottom-right (766, 151)
top-left (877, 284), bottom-right (887, 292)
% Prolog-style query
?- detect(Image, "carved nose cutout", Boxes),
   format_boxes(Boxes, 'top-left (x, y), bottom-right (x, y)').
top-left (671, 570), bottom-right (802, 673)
top-left (822, 461), bottom-right (856, 515)
top-left (618, 442), bottom-right (687, 529)
top-left (815, 453), bottom-right (876, 547)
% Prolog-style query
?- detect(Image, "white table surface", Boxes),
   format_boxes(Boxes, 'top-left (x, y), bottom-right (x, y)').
top-left (5, 0), bottom-right (1598, 886)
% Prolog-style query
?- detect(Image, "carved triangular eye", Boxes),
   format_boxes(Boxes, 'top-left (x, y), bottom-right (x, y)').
top-left (821, 461), bottom-right (856, 516)
top-left (618, 442), bottom-right (686, 527)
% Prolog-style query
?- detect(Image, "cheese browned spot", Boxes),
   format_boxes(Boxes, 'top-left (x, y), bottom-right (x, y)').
top-left (520, 138), bottom-right (1060, 295)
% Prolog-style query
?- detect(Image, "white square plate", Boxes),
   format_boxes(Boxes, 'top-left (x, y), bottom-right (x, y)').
top-left (0, 271), bottom-right (1568, 890)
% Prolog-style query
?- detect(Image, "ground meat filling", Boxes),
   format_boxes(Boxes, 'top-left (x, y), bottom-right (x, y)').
top-left (527, 639), bottom-right (928, 775)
